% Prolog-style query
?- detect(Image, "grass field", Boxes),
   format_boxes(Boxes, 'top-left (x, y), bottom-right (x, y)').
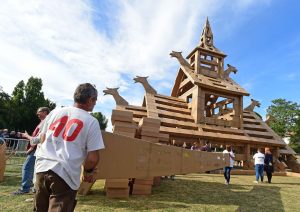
top-left (1, 158), bottom-right (300, 211)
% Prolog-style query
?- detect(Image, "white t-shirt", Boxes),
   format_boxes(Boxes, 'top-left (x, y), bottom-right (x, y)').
top-left (223, 149), bottom-right (235, 167)
top-left (253, 152), bottom-right (265, 165)
top-left (35, 106), bottom-right (105, 190)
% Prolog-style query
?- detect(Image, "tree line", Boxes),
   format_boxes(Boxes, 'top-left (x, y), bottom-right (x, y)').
top-left (0, 77), bottom-right (107, 134)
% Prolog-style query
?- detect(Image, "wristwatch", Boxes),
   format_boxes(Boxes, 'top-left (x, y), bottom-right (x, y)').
top-left (84, 168), bottom-right (94, 173)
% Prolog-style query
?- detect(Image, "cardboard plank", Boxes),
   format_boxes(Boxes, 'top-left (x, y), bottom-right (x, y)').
top-left (111, 110), bottom-right (133, 124)
top-left (105, 179), bottom-right (129, 188)
top-left (0, 142), bottom-right (6, 182)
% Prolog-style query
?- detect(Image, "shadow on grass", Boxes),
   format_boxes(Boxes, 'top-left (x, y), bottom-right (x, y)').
top-left (78, 178), bottom-right (284, 211)
top-left (0, 175), bottom-right (21, 187)
top-left (270, 182), bottom-right (300, 185)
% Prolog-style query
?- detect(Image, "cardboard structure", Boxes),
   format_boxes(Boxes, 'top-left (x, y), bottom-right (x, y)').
top-left (78, 131), bottom-right (229, 196)
top-left (78, 18), bottom-right (299, 197)
top-left (0, 140), bottom-right (6, 182)
top-left (80, 132), bottom-right (229, 177)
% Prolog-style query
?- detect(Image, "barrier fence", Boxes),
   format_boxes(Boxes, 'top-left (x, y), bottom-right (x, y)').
top-left (3, 138), bottom-right (29, 176)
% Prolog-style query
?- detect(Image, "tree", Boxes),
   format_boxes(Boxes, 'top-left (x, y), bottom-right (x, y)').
top-left (290, 118), bottom-right (300, 153)
top-left (6, 77), bottom-right (56, 133)
top-left (0, 88), bottom-right (11, 128)
top-left (91, 112), bottom-right (108, 130)
top-left (266, 98), bottom-right (300, 138)
top-left (8, 80), bottom-right (27, 130)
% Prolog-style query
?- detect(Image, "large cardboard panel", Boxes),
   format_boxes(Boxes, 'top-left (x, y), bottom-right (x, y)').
top-left (148, 144), bottom-right (182, 176)
top-left (134, 178), bottom-right (154, 185)
top-left (141, 136), bottom-right (159, 143)
top-left (85, 132), bottom-right (229, 181)
top-left (181, 150), bottom-right (229, 174)
top-left (113, 131), bottom-right (136, 138)
top-left (0, 142), bottom-right (6, 182)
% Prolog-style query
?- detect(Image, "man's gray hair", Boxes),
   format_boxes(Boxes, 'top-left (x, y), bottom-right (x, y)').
top-left (74, 83), bottom-right (98, 104)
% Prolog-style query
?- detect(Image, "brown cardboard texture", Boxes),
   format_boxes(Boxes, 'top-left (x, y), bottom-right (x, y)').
top-left (0, 141), bottom-right (6, 182)
top-left (89, 131), bottom-right (229, 180)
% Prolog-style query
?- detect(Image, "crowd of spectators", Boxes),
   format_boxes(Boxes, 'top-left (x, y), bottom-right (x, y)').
top-left (0, 129), bottom-right (26, 149)
top-left (0, 129), bottom-right (23, 139)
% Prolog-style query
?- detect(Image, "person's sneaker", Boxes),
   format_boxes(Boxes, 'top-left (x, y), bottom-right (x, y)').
top-left (12, 189), bottom-right (29, 195)
top-left (253, 181), bottom-right (258, 184)
top-left (25, 198), bottom-right (34, 202)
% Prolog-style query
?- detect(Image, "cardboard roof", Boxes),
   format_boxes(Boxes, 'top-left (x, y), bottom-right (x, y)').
top-left (171, 66), bottom-right (249, 97)
top-left (118, 93), bottom-right (288, 149)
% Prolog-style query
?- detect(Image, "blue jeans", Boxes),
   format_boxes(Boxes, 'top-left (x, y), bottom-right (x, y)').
top-left (255, 164), bottom-right (264, 182)
top-left (224, 167), bottom-right (232, 183)
top-left (21, 150), bottom-right (36, 192)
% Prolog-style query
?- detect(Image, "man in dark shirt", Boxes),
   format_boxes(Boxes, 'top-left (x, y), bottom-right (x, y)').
top-left (201, 141), bottom-right (212, 152)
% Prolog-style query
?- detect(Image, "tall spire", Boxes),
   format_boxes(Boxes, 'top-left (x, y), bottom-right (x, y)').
top-left (200, 17), bottom-right (214, 48)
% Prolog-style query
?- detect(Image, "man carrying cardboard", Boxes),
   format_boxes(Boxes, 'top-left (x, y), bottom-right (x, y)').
top-left (34, 83), bottom-right (104, 211)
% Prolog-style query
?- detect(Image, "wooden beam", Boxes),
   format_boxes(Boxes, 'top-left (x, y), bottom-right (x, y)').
top-left (157, 110), bottom-right (194, 122)
top-left (125, 105), bottom-right (147, 112)
top-left (160, 117), bottom-right (198, 130)
top-left (243, 118), bottom-right (261, 124)
top-left (179, 77), bottom-right (192, 90)
top-left (200, 58), bottom-right (218, 66)
top-left (159, 126), bottom-right (285, 146)
top-left (145, 93), bottom-right (158, 118)
top-left (155, 98), bottom-right (188, 108)
top-left (155, 94), bottom-right (186, 102)
top-left (156, 104), bottom-right (191, 115)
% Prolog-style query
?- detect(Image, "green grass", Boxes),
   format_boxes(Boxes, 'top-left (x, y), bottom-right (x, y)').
top-left (1, 160), bottom-right (300, 211)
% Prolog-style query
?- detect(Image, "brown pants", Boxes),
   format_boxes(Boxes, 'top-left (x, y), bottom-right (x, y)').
top-left (34, 170), bottom-right (77, 212)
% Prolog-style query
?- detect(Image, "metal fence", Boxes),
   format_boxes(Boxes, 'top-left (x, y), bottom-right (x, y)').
top-left (4, 138), bottom-right (29, 169)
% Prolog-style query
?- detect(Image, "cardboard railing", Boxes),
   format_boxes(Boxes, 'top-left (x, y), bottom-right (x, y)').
top-left (78, 131), bottom-right (229, 194)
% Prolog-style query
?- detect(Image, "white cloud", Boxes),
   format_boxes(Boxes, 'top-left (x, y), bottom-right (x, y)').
top-left (0, 0), bottom-right (273, 131)
top-left (285, 73), bottom-right (297, 81)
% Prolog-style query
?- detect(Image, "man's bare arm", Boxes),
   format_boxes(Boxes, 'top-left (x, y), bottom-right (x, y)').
top-left (83, 150), bottom-right (99, 171)
top-left (82, 150), bottom-right (99, 183)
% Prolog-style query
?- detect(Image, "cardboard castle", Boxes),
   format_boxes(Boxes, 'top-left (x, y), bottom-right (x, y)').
top-left (77, 18), bottom-right (299, 198)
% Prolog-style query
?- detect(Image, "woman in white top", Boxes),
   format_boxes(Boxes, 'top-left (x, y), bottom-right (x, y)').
top-left (253, 148), bottom-right (265, 183)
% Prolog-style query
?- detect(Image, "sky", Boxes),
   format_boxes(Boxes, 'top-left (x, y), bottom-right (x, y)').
top-left (1, 0), bottom-right (300, 131)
